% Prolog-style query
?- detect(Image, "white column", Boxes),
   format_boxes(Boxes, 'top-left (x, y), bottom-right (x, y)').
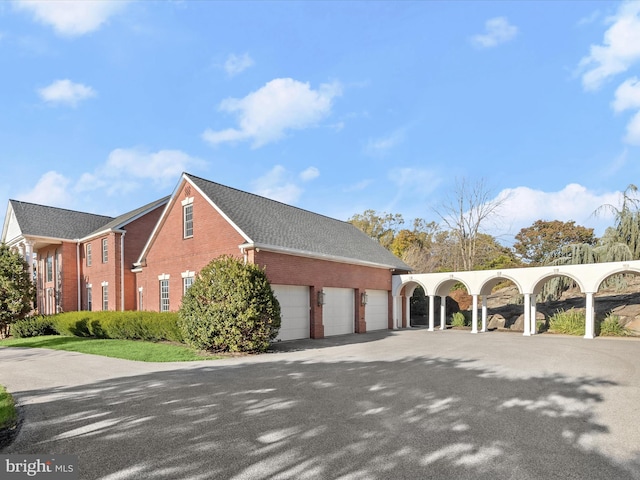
top-left (530, 296), bottom-right (537, 335)
top-left (405, 296), bottom-right (411, 328)
top-left (523, 293), bottom-right (531, 336)
top-left (471, 294), bottom-right (478, 334)
top-left (481, 296), bottom-right (488, 333)
top-left (584, 292), bottom-right (595, 339)
top-left (392, 296), bottom-right (399, 330)
top-left (440, 296), bottom-right (446, 330)
top-left (428, 295), bottom-right (435, 332)
top-left (24, 241), bottom-right (34, 282)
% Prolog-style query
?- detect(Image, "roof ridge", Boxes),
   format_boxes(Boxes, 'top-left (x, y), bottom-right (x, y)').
top-left (184, 172), bottom-right (351, 225)
top-left (9, 199), bottom-right (115, 220)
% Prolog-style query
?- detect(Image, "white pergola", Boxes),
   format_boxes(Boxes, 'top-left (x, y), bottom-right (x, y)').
top-left (392, 260), bottom-right (640, 339)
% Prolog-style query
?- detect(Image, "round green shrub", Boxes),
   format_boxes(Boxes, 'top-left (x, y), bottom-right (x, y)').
top-left (178, 255), bottom-right (281, 353)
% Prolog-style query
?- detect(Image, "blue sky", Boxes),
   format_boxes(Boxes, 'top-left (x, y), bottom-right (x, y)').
top-left (2, 1), bottom-right (640, 245)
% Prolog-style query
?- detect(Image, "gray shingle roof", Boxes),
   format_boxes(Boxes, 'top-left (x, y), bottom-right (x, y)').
top-left (9, 200), bottom-right (115, 240)
top-left (9, 196), bottom-right (170, 241)
top-left (187, 173), bottom-right (411, 271)
top-left (87, 196), bottom-right (170, 236)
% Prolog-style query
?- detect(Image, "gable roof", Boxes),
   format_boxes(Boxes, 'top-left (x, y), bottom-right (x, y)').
top-left (3, 197), bottom-right (170, 244)
top-left (84, 196), bottom-right (170, 238)
top-left (5, 200), bottom-right (115, 241)
top-left (185, 173), bottom-right (411, 271)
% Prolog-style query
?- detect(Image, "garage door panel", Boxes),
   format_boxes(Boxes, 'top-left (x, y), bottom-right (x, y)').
top-left (272, 285), bottom-right (310, 341)
top-left (324, 287), bottom-right (354, 336)
top-left (365, 289), bottom-right (389, 331)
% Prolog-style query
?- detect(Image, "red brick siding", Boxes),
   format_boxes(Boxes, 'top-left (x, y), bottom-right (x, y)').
top-left (136, 181), bottom-right (246, 311)
top-left (255, 250), bottom-right (393, 337)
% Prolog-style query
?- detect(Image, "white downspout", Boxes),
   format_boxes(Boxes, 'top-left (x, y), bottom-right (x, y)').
top-left (76, 240), bottom-right (81, 310)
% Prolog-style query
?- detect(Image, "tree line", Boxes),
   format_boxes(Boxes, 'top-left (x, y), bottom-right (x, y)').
top-left (348, 182), bottom-right (640, 274)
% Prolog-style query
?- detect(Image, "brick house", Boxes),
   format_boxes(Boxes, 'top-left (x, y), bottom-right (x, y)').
top-left (2, 197), bottom-right (168, 314)
top-left (2, 172), bottom-right (410, 340)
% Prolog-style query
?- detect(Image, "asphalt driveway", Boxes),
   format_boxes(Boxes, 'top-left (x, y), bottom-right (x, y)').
top-left (1, 329), bottom-right (640, 479)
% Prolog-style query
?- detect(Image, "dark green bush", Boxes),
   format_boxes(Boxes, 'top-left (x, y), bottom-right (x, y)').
top-left (179, 255), bottom-right (281, 353)
top-left (11, 316), bottom-right (56, 338)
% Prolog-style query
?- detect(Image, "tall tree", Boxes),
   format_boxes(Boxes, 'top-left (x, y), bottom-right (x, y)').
top-left (593, 184), bottom-right (640, 259)
top-left (348, 210), bottom-right (404, 250)
top-left (513, 219), bottom-right (596, 265)
top-left (0, 244), bottom-right (35, 338)
top-left (433, 178), bottom-right (505, 271)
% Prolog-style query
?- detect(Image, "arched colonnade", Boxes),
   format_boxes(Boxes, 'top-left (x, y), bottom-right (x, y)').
top-left (391, 260), bottom-right (640, 339)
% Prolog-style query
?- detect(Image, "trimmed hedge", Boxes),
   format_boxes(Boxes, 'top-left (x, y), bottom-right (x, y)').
top-left (11, 316), bottom-right (56, 338)
top-left (13, 311), bottom-right (183, 343)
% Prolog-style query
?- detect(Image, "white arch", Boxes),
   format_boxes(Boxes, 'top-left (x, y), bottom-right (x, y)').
top-left (392, 259), bottom-right (640, 339)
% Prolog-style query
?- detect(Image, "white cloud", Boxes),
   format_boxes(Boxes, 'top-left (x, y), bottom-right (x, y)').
top-left (38, 79), bottom-right (96, 107)
top-left (18, 171), bottom-right (73, 207)
top-left (224, 53), bottom-right (254, 77)
top-left (299, 166), bottom-right (319, 181)
top-left (612, 76), bottom-right (640, 112)
top-left (252, 165), bottom-right (302, 204)
top-left (365, 130), bottom-right (405, 156)
top-left (579, 2), bottom-right (640, 91)
top-left (493, 184), bottom-right (621, 238)
top-left (624, 110), bottom-right (640, 145)
top-left (471, 17), bottom-right (518, 49)
top-left (13, 0), bottom-right (128, 37)
top-left (202, 78), bottom-right (342, 148)
top-left (75, 147), bottom-right (204, 194)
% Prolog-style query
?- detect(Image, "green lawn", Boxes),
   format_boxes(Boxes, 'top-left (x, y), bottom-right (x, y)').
top-left (0, 385), bottom-right (17, 431)
top-left (0, 336), bottom-right (220, 362)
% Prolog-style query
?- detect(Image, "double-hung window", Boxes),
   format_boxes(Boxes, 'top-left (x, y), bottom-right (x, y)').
top-left (183, 204), bottom-right (193, 238)
top-left (102, 283), bottom-right (109, 311)
top-left (102, 238), bottom-right (108, 263)
top-left (182, 197), bottom-right (193, 238)
top-left (86, 243), bottom-right (92, 266)
top-left (160, 279), bottom-right (170, 312)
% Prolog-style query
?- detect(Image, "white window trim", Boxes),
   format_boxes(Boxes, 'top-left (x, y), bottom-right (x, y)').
top-left (181, 197), bottom-right (194, 206)
top-left (158, 273), bottom-right (170, 281)
top-left (181, 270), bottom-right (195, 278)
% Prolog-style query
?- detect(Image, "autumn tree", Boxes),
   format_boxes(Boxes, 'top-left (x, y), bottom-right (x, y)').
top-left (347, 210), bottom-right (404, 250)
top-left (433, 178), bottom-right (505, 271)
top-left (0, 244), bottom-right (35, 338)
top-left (513, 219), bottom-right (596, 265)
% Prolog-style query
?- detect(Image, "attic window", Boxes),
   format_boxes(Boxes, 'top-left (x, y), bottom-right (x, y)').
top-left (183, 203), bottom-right (193, 238)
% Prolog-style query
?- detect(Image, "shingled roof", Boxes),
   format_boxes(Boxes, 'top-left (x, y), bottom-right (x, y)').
top-left (186, 173), bottom-right (411, 271)
top-left (6, 196), bottom-right (170, 242)
top-left (7, 200), bottom-right (115, 240)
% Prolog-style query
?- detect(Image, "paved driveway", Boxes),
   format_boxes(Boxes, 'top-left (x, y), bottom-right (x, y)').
top-left (1, 329), bottom-right (640, 479)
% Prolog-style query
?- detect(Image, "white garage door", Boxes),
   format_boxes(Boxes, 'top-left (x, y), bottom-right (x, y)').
top-left (323, 287), bottom-right (355, 336)
top-left (272, 285), bottom-right (310, 341)
top-left (365, 290), bottom-right (389, 331)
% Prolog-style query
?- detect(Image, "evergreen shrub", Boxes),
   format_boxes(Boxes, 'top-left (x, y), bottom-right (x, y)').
top-left (179, 255), bottom-right (281, 353)
top-left (11, 316), bottom-right (56, 338)
top-left (48, 311), bottom-right (182, 342)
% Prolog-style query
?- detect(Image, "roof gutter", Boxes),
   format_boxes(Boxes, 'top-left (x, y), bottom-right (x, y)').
top-left (239, 242), bottom-right (406, 270)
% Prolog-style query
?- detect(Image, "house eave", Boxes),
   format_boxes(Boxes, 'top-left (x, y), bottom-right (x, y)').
top-left (240, 242), bottom-right (405, 271)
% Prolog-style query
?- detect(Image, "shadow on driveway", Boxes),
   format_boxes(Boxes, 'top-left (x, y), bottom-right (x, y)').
top-left (4, 352), bottom-right (639, 479)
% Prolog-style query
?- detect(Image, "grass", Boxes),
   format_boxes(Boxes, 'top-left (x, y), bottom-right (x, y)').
top-left (0, 385), bottom-right (17, 431)
top-left (0, 335), bottom-right (221, 362)
top-left (548, 308), bottom-right (585, 336)
top-left (599, 314), bottom-right (633, 337)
